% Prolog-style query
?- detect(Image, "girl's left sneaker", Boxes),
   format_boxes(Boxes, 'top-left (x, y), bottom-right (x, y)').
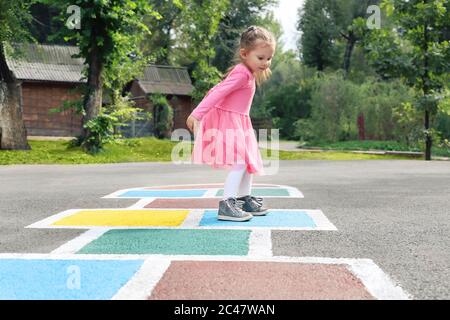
top-left (236, 195), bottom-right (268, 216)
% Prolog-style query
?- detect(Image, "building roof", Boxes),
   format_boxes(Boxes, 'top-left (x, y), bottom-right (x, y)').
top-left (6, 43), bottom-right (195, 96)
top-left (136, 65), bottom-right (194, 96)
top-left (6, 43), bottom-right (86, 83)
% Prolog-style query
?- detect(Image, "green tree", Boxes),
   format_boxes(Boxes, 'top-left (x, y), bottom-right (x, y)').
top-left (0, 1), bottom-right (34, 150)
top-left (298, 0), bottom-right (340, 71)
top-left (45, 0), bottom-right (159, 153)
top-left (210, 0), bottom-right (278, 72)
top-left (334, 0), bottom-right (381, 78)
top-left (365, 0), bottom-right (450, 160)
top-left (172, 0), bottom-right (229, 104)
top-left (141, 0), bottom-right (183, 65)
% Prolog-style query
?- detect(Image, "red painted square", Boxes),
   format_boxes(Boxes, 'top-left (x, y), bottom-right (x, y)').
top-left (148, 261), bottom-right (375, 300)
top-left (145, 198), bottom-right (220, 208)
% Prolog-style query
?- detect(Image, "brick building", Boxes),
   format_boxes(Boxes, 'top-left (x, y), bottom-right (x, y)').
top-left (6, 43), bottom-right (85, 137)
top-left (6, 43), bottom-right (196, 138)
top-left (127, 64), bottom-right (195, 133)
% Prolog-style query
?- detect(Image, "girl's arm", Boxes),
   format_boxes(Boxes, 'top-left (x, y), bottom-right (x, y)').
top-left (190, 70), bottom-right (249, 121)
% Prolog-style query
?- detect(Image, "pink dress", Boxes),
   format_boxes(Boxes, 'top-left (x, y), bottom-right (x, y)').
top-left (190, 63), bottom-right (265, 175)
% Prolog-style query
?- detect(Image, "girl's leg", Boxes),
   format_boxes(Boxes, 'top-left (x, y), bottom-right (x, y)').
top-left (237, 169), bottom-right (253, 197)
top-left (222, 164), bottom-right (247, 200)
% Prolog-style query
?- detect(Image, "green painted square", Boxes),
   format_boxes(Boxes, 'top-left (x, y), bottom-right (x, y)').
top-left (77, 229), bottom-right (251, 256)
top-left (216, 188), bottom-right (290, 197)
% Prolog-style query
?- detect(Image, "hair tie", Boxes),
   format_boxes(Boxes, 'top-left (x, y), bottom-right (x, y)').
top-left (247, 26), bottom-right (256, 32)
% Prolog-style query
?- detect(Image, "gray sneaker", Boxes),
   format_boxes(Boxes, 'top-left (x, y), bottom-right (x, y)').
top-left (218, 197), bottom-right (253, 222)
top-left (236, 195), bottom-right (268, 216)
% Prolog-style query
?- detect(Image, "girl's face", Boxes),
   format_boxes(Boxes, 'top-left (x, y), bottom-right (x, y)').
top-left (240, 41), bottom-right (275, 74)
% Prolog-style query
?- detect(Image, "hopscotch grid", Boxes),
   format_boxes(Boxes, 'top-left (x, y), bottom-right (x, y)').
top-left (0, 253), bottom-right (411, 300)
top-left (19, 182), bottom-right (410, 299)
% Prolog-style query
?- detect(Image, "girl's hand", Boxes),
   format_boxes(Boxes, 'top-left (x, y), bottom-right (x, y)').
top-left (186, 115), bottom-right (199, 137)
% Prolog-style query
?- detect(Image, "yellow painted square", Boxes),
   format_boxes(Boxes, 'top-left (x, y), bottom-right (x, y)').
top-left (51, 209), bottom-right (190, 227)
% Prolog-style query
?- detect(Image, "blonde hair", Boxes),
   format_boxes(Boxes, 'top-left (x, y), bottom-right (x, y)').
top-left (223, 25), bottom-right (276, 87)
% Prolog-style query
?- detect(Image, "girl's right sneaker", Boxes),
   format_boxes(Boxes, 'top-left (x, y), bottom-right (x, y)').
top-left (217, 197), bottom-right (253, 222)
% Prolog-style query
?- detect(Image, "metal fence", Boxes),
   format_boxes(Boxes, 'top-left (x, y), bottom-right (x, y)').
top-left (115, 112), bottom-right (154, 138)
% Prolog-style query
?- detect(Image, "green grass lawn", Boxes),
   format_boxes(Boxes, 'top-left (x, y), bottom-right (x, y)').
top-left (301, 139), bottom-right (450, 157)
top-left (0, 137), bottom-right (431, 165)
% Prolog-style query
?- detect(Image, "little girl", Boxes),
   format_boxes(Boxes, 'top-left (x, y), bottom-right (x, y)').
top-left (186, 26), bottom-right (276, 222)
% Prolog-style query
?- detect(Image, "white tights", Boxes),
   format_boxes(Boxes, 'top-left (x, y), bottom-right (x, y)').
top-left (222, 164), bottom-right (253, 200)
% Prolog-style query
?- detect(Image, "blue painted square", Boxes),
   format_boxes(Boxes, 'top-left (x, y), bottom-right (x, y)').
top-left (119, 189), bottom-right (207, 198)
top-left (199, 210), bottom-right (317, 228)
top-left (0, 259), bottom-right (144, 300)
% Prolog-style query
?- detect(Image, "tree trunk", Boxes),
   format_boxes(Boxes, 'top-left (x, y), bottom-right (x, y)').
top-left (424, 109), bottom-right (431, 160)
top-left (422, 15), bottom-right (432, 161)
top-left (80, 43), bottom-right (103, 142)
top-left (343, 32), bottom-right (356, 80)
top-left (0, 43), bottom-right (30, 150)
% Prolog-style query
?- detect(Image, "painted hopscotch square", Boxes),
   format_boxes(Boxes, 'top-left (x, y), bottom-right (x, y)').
top-left (199, 209), bottom-right (336, 230)
top-left (51, 209), bottom-right (190, 228)
top-left (0, 258), bottom-right (144, 300)
top-left (148, 260), bottom-right (375, 300)
top-left (77, 229), bottom-right (251, 256)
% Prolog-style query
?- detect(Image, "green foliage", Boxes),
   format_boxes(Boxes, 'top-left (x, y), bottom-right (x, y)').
top-left (150, 93), bottom-right (173, 139)
top-left (39, 0), bottom-right (160, 154)
top-left (293, 118), bottom-right (315, 142)
top-left (191, 60), bottom-right (223, 104)
top-left (0, 1), bottom-right (34, 43)
top-left (251, 55), bottom-right (315, 139)
top-left (391, 101), bottom-right (423, 147)
top-left (173, 0), bottom-right (228, 101)
top-left (44, 0), bottom-right (158, 73)
top-left (298, 0), bottom-right (340, 71)
top-left (360, 78), bottom-right (415, 141)
top-left (70, 94), bottom-right (149, 154)
top-left (210, 0), bottom-right (279, 72)
top-left (306, 71), bottom-right (361, 142)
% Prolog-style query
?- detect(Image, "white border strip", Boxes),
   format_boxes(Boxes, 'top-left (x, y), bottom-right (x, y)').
top-left (25, 209), bottom-right (82, 229)
top-left (308, 209), bottom-right (338, 231)
top-left (26, 209), bottom-right (336, 231)
top-left (248, 229), bottom-right (272, 258)
top-left (51, 228), bottom-right (109, 254)
top-left (280, 184), bottom-right (304, 198)
top-left (126, 198), bottom-right (157, 209)
top-left (203, 188), bottom-right (220, 197)
top-left (112, 259), bottom-right (171, 300)
top-left (102, 187), bottom-right (143, 199)
top-left (0, 254), bottom-right (411, 300)
top-left (347, 259), bottom-right (411, 300)
top-left (180, 209), bottom-right (204, 228)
